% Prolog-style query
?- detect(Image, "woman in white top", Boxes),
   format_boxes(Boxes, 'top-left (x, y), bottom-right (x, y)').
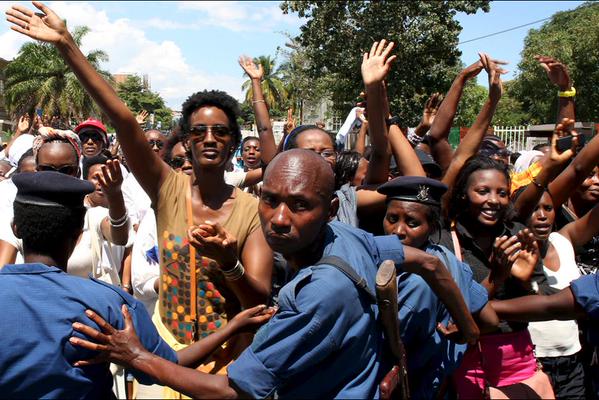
top-left (0, 131), bottom-right (133, 290)
top-left (527, 190), bottom-right (599, 398)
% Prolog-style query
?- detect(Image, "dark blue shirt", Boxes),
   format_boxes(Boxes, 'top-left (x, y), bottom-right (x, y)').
top-left (227, 221), bottom-right (405, 399)
top-left (398, 244), bottom-right (488, 399)
top-left (0, 263), bottom-right (177, 399)
top-left (570, 273), bottom-right (599, 397)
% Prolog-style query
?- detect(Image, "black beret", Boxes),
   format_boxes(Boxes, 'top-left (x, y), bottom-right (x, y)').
top-left (12, 171), bottom-right (94, 208)
top-left (377, 175), bottom-right (448, 206)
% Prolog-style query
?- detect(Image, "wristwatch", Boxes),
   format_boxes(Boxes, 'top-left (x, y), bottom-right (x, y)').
top-left (386, 116), bottom-right (401, 127)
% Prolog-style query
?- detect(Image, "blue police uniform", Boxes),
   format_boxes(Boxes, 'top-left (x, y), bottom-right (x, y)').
top-left (397, 244), bottom-right (488, 399)
top-left (570, 273), bottom-right (599, 397)
top-left (228, 221), bottom-right (405, 398)
top-left (0, 263), bottom-right (177, 399)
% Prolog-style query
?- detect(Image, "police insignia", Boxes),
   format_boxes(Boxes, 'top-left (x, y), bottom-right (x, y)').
top-left (416, 185), bottom-right (430, 202)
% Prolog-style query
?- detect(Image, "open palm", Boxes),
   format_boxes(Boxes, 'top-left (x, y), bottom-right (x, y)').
top-left (510, 230), bottom-right (539, 282)
top-left (361, 39), bottom-right (397, 86)
top-left (6, 2), bottom-right (67, 44)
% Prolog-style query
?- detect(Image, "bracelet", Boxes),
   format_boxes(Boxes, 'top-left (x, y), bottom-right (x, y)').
top-left (252, 100), bottom-right (266, 104)
top-left (222, 260), bottom-right (245, 281)
top-left (109, 212), bottom-right (128, 225)
top-left (110, 215), bottom-right (130, 228)
top-left (558, 86), bottom-right (576, 98)
top-left (407, 128), bottom-right (425, 146)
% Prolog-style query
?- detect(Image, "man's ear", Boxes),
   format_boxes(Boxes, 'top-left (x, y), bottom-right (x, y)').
top-left (328, 196), bottom-right (339, 222)
top-left (11, 222), bottom-right (20, 239)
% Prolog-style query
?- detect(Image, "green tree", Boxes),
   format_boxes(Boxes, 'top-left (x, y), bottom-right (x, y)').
top-left (512, 2), bottom-right (599, 123)
top-left (241, 55), bottom-right (287, 114)
top-left (116, 75), bottom-right (172, 128)
top-left (4, 26), bottom-right (110, 119)
top-left (492, 81), bottom-right (531, 126)
top-left (280, 1), bottom-right (490, 125)
top-left (454, 81), bottom-right (488, 128)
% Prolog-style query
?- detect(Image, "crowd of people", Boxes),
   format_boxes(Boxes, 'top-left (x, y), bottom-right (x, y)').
top-left (1, 2), bottom-right (598, 399)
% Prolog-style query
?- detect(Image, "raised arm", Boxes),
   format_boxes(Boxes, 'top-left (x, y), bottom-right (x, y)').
top-left (535, 55), bottom-right (575, 123)
top-left (442, 53), bottom-right (506, 188)
top-left (353, 110), bottom-right (367, 156)
top-left (513, 121), bottom-right (577, 220)
top-left (239, 56), bottom-right (277, 164)
top-left (414, 93), bottom-right (442, 138)
top-left (560, 202), bottom-right (599, 249)
top-left (388, 125), bottom-right (425, 176)
top-left (6, 2), bottom-right (169, 204)
top-left (4, 114), bottom-right (30, 158)
top-left (428, 60), bottom-right (484, 172)
top-left (360, 40), bottom-right (396, 185)
top-left (97, 160), bottom-right (129, 246)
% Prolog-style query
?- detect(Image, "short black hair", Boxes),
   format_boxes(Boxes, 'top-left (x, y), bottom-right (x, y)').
top-left (180, 90), bottom-right (242, 150)
top-left (241, 136), bottom-right (260, 148)
top-left (164, 128), bottom-right (186, 164)
top-left (334, 150), bottom-right (362, 190)
top-left (16, 149), bottom-right (34, 173)
top-left (82, 154), bottom-right (109, 180)
top-left (284, 125), bottom-right (334, 151)
top-left (14, 202), bottom-right (85, 255)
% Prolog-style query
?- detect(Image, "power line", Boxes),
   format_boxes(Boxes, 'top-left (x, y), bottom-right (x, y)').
top-left (458, 16), bottom-right (552, 45)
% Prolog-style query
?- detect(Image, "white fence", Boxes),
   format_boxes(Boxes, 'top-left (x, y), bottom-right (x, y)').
top-left (493, 125), bottom-right (548, 152)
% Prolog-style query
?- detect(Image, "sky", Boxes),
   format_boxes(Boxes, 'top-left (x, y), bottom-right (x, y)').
top-left (0, 1), bottom-right (586, 110)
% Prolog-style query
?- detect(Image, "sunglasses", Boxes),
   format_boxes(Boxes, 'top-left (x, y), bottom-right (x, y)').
top-left (148, 139), bottom-right (165, 149)
top-left (188, 125), bottom-right (231, 141)
top-left (79, 132), bottom-right (104, 143)
top-left (169, 151), bottom-right (192, 168)
top-left (37, 164), bottom-right (79, 176)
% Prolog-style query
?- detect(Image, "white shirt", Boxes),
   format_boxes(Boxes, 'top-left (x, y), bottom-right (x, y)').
top-left (121, 173), bottom-right (152, 225)
top-left (131, 209), bottom-right (160, 314)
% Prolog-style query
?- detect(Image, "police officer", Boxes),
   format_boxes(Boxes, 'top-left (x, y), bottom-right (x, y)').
top-left (68, 150), bottom-right (480, 398)
top-left (377, 176), bottom-right (498, 398)
top-left (0, 171), bottom-right (177, 398)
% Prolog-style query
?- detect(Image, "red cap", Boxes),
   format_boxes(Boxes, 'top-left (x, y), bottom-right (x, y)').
top-left (75, 118), bottom-right (107, 134)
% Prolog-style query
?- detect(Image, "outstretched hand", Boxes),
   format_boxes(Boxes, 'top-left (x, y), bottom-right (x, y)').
top-left (361, 39), bottom-right (397, 86)
top-left (135, 110), bottom-right (148, 125)
top-left (239, 55), bottom-right (264, 81)
top-left (6, 2), bottom-right (68, 44)
top-left (535, 55), bottom-right (572, 91)
top-left (16, 114), bottom-right (30, 134)
top-left (510, 229), bottom-right (539, 282)
top-left (187, 221), bottom-right (238, 269)
top-left (70, 305), bottom-right (147, 369)
top-left (421, 92), bottom-right (443, 128)
top-left (548, 117), bottom-right (578, 166)
top-left (95, 159), bottom-right (124, 198)
top-left (478, 52), bottom-right (508, 102)
top-left (228, 304), bottom-right (277, 334)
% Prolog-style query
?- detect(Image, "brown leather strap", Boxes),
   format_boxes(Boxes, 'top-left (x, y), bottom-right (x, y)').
top-left (186, 181), bottom-right (197, 322)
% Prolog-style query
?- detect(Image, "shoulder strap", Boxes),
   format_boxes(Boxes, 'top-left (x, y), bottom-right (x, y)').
top-left (315, 255), bottom-right (377, 303)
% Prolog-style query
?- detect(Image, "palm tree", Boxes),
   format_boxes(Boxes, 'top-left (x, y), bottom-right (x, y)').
top-left (241, 55), bottom-right (287, 111)
top-left (4, 26), bottom-right (111, 119)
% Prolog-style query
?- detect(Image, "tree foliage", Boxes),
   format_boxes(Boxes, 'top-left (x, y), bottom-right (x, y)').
top-left (4, 26), bottom-right (111, 119)
top-left (280, 0), bottom-right (490, 125)
top-left (512, 2), bottom-right (599, 123)
top-left (116, 75), bottom-right (172, 128)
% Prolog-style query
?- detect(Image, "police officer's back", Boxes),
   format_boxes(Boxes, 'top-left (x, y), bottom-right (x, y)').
top-left (0, 172), bottom-right (176, 398)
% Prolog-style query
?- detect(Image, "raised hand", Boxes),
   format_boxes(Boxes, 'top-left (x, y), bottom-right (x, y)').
top-left (16, 114), bottom-right (30, 134)
top-left (5, 2), bottom-right (68, 44)
top-left (70, 305), bottom-right (147, 368)
top-left (490, 234), bottom-right (521, 283)
top-left (238, 55), bottom-right (264, 81)
top-left (535, 55), bottom-right (572, 91)
top-left (227, 304), bottom-right (277, 334)
top-left (548, 117), bottom-right (578, 165)
top-left (284, 108), bottom-right (296, 135)
top-left (135, 110), bottom-right (148, 125)
top-left (95, 159), bottom-right (124, 198)
top-left (421, 92), bottom-right (443, 128)
top-left (187, 221), bottom-right (238, 269)
top-left (361, 39), bottom-right (397, 86)
top-left (478, 52), bottom-right (508, 102)
top-left (510, 229), bottom-right (539, 282)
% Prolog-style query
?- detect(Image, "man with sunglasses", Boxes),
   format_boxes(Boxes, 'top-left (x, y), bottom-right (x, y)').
top-left (75, 118), bottom-right (110, 159)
